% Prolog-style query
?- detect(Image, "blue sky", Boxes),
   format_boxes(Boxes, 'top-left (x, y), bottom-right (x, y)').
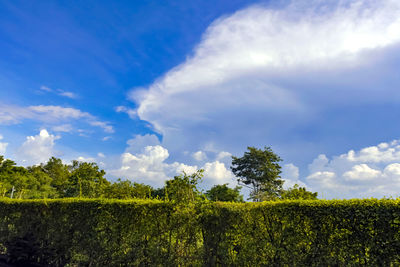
top-left (1, 0), bottom-right (400, 198)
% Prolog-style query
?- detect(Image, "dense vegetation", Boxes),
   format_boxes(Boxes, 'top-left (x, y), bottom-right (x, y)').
top-left (0, 146), bottom-right (317, 202)
top-left (1, 199), bottom-right (400, 266)
top-left (0, 147), bottom-right (324, 265)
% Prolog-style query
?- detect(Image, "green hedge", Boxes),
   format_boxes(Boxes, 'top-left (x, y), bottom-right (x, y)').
top-left (0, 199), bottom-right (400, 266)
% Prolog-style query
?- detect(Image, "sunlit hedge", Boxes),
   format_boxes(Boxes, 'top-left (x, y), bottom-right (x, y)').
top-left (1, 199), bottom-right (400, 266)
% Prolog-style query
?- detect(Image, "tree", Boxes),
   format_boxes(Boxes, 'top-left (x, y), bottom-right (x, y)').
top-left (280, 184), bottom-right (318, 200)
top-left (25, 166), bottom-right (57, 199)
top-left (0, 157), bottom-right (30, 198)
top-left (104, 179), bottom-right (153, 199)
top-left (42, 157), bottom-right (70, 197)
top-left (205, 184), bottom-right (243, 202)
top-left (165, 170), bottom-right (204, 203)
top-left (231, 146), bottom-right (283, 202)
top-left (66, 161), bottom-right (110, 198)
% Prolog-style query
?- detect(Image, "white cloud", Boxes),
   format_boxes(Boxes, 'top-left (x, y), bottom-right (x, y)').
top-left (126, 134), bottom-right (161, 154)
top-left (192, 151), bottom-right (207, 161)
top-left (88, 120), bottom-right (114, 133)
top-left (115, 106), bottom-right (137, 119)
top-left (203, 161), bottom-right (235, 187)
top-left (128, 0), bottom-right (400, 162)
top-left (97, 152), bottom-right (105, 158)
top-left (216, 151), bottom-right (231, 161)
top-left (0, 134), bottom-right (8, 155)
top-left (58, 90), bottom-right (78, 99)
top-left (39, 85), bottom-right (52, 92)
top-left (281, 163), bottom-right (307, 189)
top-left (52, 124), bottom-right (73, 133)
top-left (383, 163), bottom-right (400, 178)
top-left (29, 105), bottom-right (87, 120)
top-left (102, 136), bottom-right (112, 141)
top-left (345, 141), bottom-right (400, 163)
top-left (16, 129), bottom-right (60, 165)
top-left (110, 144), bottom-right (236, 188)
top-left (76, 156), bottom-right (96, 162)
top-left (306, 139), bottom-right (400, 198)
top-left (0, 104), bottom-right (113, 133)
top-left (110, 146), bottom-right (171, 187)
top-left (169, 162), bottom-right (199, 176)
top-left (343, 164), bottom-right (381, 181)
top-left (307, 171), bottom-right (339, 192)
top-left (38, 85), bottom-right (78, 99)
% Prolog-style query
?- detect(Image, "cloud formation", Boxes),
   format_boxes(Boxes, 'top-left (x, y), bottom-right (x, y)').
top-left (115, 106), bottom-right (137, 119)
top-left (58, 91), bottom-right (78, 99)
top-left (110, 135), bottom-right (234, 188)
top-left (0, 104), bottom-right (113, 133)
top-left (306, 139), bottom-right (400, 198)
top-left (281, 163), bottom-right (307, 189)
top-left (39, 85), bottom-right (78, 99)
top-left (16, 129), bottom-right (60, 165)
top-left (192, 151), bottom-right (207, 161)
top-left (128, 0), bottom-right (400, 161)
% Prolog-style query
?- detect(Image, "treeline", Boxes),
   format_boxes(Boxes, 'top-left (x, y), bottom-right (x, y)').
top-left (0, 146), bottom-right (317, 201)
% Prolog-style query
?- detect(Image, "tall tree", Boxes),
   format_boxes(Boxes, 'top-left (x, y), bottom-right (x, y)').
top-left (231, 146), bottom-right (283, 201)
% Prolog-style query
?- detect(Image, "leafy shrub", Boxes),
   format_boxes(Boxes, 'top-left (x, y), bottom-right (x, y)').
top-left (0, 199), bottom-right (399, 266)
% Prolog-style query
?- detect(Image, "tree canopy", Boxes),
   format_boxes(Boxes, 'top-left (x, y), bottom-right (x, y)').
top-left (231, 146), bottom-right (284, 201)
top-left (205, 184), bottom-right (243, 202)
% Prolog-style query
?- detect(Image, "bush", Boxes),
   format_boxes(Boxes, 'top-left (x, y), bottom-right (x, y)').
top-left (0, 199), bottom-right (400, 266)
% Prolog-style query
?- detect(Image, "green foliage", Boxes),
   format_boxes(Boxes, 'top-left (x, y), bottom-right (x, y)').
top-left (151, 187), bottom-right (166, 199)
top-left (1, 199), bottom-right (400, 266)
top-left (231, 146), bottom-right (283, 201)
top-left (25, 166), bottom-right (57, 199)
top-left (0, 156), bottom-right (69, 199)
top-left (165, 169), bottom-right (205, 203)
top-left (104, 179), bottom-right (153, 199)
top-left (280, 184), bottom-right (318, 200)
top-left (0, 157), bottom-right (57, 199)
top-left (65, 160), bottom-right (110, 198)
top-left (205, 184), bottom-right (243, 202)
top-left (42, 157), bottom-right (70, 197)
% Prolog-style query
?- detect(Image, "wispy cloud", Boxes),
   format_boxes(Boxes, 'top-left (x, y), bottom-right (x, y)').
top-left (102, 136), bottom-right (112, 141)
top-left (39, 85), bottom-right (79, 99)
top-left (88, 120), bottom-right (114, 133)
top-left (115, 105), bottom-right (137, 119)
top-left (58, 90), bottom-right (78, 99)
top-left (39, 85), bottom-right (52, 92)
top-left (0, 104), bottom-right (114, 133)
top-left (52, 124), bottom-right (73, 133)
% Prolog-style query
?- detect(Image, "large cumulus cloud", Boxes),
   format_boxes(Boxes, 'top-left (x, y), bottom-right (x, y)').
top-left (129, 0), bottom-right (400, 164)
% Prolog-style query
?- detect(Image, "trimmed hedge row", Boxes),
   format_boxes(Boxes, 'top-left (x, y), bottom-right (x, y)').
top-left (0, 199), bottom-right (400, 266)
